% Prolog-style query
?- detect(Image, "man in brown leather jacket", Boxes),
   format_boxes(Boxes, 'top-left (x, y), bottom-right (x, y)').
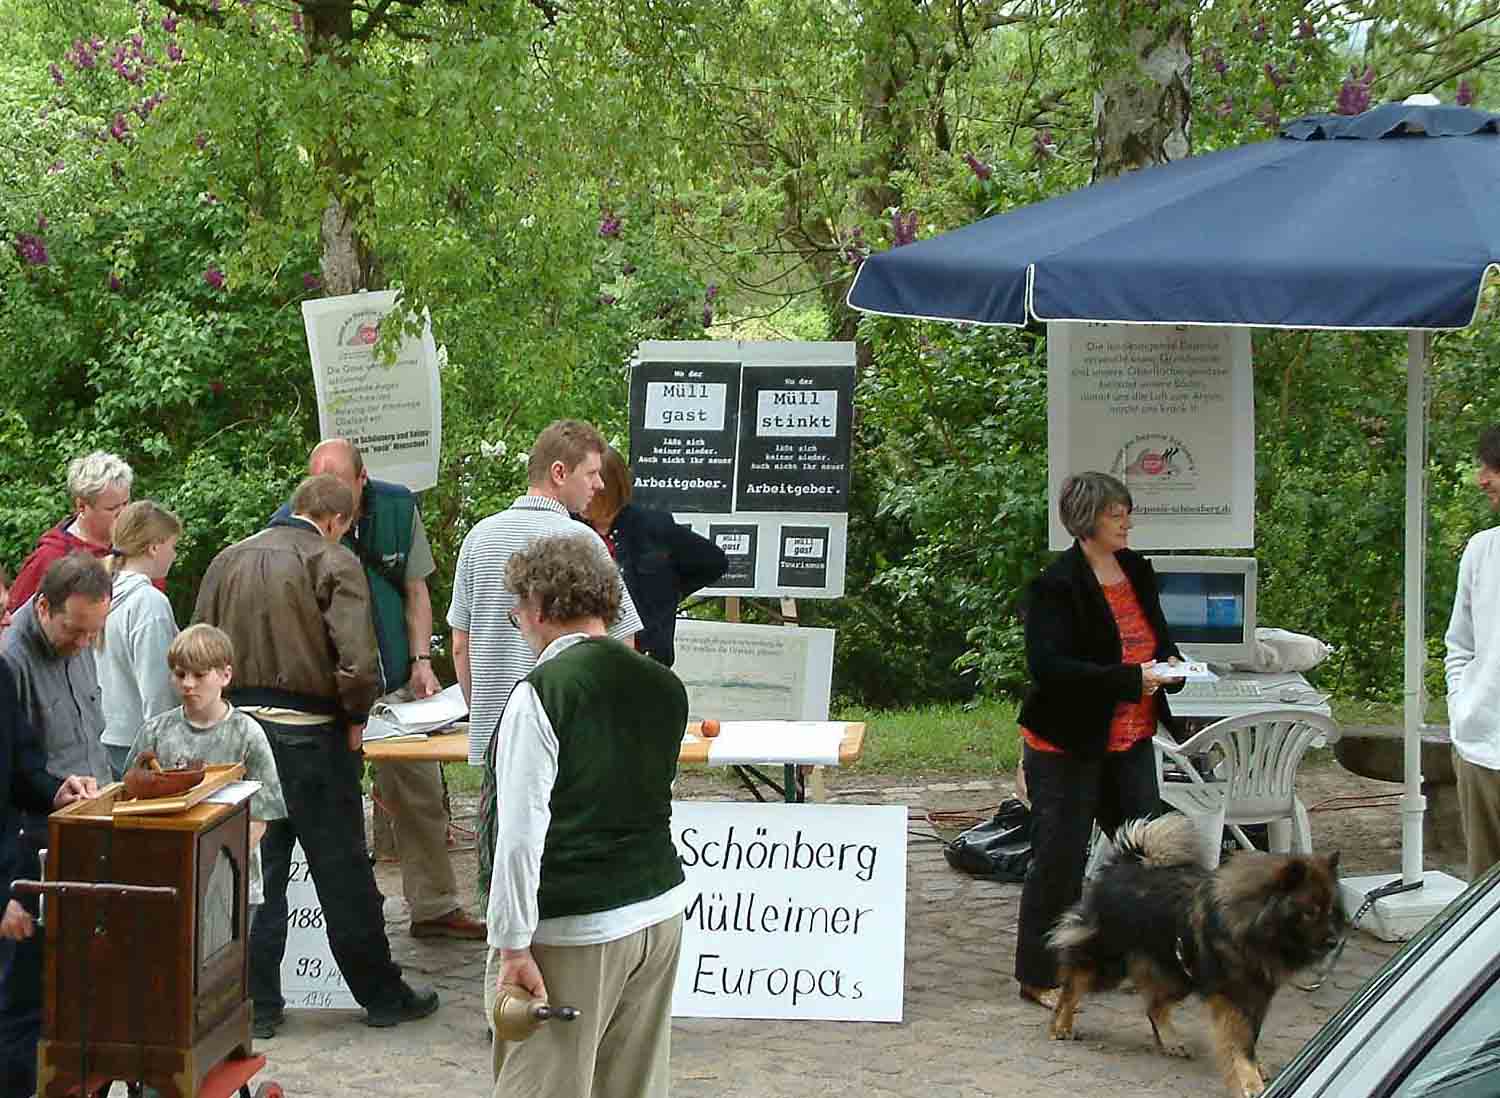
top-left (194, 473), bottom-right (440, 1038)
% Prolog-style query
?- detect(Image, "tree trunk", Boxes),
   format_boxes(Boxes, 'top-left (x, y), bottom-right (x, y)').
top-left (1091, 16), bottom-right (1192, 180)
top-left (303, 2), bottom-right (382, 293)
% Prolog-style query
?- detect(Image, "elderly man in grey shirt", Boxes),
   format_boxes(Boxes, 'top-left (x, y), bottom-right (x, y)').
top-left (0, 552), bottom-right (114, 785)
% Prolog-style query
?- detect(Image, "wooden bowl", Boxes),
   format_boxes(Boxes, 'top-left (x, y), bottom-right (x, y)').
top-left (123, 761), bottom-right (207, 801)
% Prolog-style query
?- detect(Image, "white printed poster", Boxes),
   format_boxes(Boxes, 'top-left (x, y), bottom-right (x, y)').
top-left (1046, 323), bottom-right (1254, 550)
top-left (303, 290), bottom-right (443, 491)
top-left (279, 840), bottom-right (359, 1010)
top-left (673, 620), bottom-right (835, 722)
top-left (671, 802), bottom-right (907, 1021)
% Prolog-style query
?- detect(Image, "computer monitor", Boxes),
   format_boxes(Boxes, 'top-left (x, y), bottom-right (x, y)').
top-left (1146, 555), bottom-right (1257, 665)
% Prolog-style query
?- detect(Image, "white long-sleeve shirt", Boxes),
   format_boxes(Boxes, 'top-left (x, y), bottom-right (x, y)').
top-left (1445, 527), bottom-right (1500, 770)
top-left (486, 632), bottom-right (688, 951)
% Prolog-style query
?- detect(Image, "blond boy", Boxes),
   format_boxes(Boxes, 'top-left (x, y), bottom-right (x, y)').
top-left (128, 624), bottom-right (287, 901)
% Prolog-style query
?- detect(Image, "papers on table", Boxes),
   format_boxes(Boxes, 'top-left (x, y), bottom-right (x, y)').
top-left (364, 683), bottom-right (468, 743)
top-left (204, 780), bottom-right (262, 806)
top-left (701, 721), bottom-right (847, 766)
top-left (1146, 660), bottom-right (1217, 682)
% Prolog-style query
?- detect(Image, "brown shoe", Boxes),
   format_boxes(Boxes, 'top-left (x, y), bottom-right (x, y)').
top-left (411, 908), bottom-right (486, 940)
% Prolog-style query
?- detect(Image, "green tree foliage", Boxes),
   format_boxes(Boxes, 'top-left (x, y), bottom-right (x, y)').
top-left (1, 0), bottom-right (1495, 704)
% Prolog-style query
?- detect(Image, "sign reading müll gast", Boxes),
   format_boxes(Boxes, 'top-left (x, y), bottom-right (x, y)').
top-left (669, 802), bottom-right (907, 1022)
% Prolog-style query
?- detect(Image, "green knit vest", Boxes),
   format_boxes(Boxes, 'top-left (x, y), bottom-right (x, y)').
top-left (528, 637), bottom-right (688, 920)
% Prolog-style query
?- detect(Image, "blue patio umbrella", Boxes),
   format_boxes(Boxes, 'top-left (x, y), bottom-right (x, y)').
top-left (847, 102), bottom-right (1500, 330)
top-left (847, 102), bottom-right (1500, 924)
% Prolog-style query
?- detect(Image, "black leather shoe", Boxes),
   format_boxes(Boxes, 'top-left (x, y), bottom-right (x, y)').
top-left (364, 982), bottom-right (440, 1028)
top-left (252, 1007), bottom-right (285, 1040)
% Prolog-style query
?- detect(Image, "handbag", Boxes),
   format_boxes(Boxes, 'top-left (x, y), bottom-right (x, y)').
top-left (943, 798), bottom-right (1033, 882)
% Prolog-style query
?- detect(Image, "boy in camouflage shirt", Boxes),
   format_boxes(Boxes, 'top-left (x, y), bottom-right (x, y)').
top-left (128, 624), bottom-right (286, 900)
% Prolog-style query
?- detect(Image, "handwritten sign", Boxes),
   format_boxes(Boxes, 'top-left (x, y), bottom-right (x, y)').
top-left (670, 802), bottom-right (906, 1021)
top-left (279, 841), bottom-right (358, 1010)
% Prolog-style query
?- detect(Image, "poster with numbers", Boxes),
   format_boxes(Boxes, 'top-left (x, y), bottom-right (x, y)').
top-left (280, 840), bottom-right (359, 1010)
top-left (628, 341), bottom-right (853, 598)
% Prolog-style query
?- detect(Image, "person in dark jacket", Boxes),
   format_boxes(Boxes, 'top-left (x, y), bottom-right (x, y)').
top-left (1013, 471), bottom-right (1184, 1009)
top-left (581, 447), bottom-right (727, 667)
top-left (0, 661), bottom-right (96, 1098)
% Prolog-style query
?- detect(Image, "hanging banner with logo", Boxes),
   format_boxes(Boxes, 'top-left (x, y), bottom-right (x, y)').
top-left (628, 341), bottom-right (854, 598)
top-left (303, 290), bottom-right (443, 491)
top-left (671, 802), bottom-right (907, 1022)
top-left (1046, 323), bottom-right (1254, 550)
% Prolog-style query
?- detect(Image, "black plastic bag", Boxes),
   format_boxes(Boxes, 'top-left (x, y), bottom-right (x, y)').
top-left (943, 798), bottom-right (1033, 882)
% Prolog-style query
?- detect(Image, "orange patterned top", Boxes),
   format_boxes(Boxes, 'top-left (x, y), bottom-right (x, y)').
top-left (1021, 579), bottom-right (1159, 754)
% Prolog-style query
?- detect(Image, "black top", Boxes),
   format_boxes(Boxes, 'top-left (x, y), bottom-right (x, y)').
top-left (597, 504), bottom-right (728, 667)
top-left (1016, 544), bottom-right (1183, 758)
top-left (0, 662), bottom-right (63, 911)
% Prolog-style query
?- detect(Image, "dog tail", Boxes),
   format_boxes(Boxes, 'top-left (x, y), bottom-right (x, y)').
top-left (1110, 814), bottom-right (1201, 870)
top-left (1047, 907), bottom-right (1096, 955)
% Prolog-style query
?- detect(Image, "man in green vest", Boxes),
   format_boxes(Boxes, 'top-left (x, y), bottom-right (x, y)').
top-left (487, 533), bottom-right (687, 1097)
top-left (301, 439), bottom-right (485, 939)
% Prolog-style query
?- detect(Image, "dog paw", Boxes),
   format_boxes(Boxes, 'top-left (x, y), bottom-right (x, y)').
top-left (1048, 1023), bottom-right (1077, 1041)
top-left (1158, 1041), bottom-right (1192, 1060)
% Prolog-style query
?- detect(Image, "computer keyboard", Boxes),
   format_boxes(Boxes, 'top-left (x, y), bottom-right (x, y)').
top-left (1176, 679), bottom-right (1265, 701)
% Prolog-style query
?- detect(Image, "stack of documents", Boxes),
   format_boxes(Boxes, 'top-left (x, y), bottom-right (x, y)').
top-left (363, 683), bottom-right (469, 743)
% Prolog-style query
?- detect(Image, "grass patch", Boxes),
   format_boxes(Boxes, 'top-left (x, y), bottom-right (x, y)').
top-left (834, 698), bottom-right (1022, 775)
top-left (442, 761), bottom-right (485, 795)
top-left (1331, 695), bottom-right (1448, 727)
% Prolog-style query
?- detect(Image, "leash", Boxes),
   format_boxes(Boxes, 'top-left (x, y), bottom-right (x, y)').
top-left (1296, 876), bottom-right (1423, 992)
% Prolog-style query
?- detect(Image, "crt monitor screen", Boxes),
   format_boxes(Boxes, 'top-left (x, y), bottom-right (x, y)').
top-left (1146, 556), bottom-right (1257, 663)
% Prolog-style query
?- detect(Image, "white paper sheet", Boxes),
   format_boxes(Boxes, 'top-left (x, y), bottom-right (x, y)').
top-left (369, 683), bottom-right (468, 734)
top-left (204, 780), bottom-right (262, 806)
top-left (1146, 660), bottom-right (1218, 682)
top-left (703, 721), bottom-right (847, 766)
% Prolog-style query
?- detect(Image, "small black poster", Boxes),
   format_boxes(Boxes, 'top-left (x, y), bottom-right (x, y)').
top-left (628, 361), bottom-right (740, 513)
top-left (777, 525), bottom-right (830, 588)
top-left (734, 365), bottom-right (854, 513)
top-left (708, 523), bottom-right (758, 589)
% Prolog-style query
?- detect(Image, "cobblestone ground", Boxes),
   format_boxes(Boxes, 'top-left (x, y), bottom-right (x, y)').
top-left (237, 765), bottom-right (1413, 1097)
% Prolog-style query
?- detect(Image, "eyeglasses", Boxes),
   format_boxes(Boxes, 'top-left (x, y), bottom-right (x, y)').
top-left (507, 609), bottom-right (521, 629)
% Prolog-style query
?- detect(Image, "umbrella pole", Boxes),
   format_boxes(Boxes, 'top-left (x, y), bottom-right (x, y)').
top-left (1402, 330), bottom-right (1430, 885)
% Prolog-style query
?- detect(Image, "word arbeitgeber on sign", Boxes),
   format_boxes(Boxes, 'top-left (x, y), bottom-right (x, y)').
top-left (628, 341), bottom-right (854, 599)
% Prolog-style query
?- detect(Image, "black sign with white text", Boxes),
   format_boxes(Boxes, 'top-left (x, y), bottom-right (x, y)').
top-left (709, 523), bottom-right (759, 589)
top-left (734, 365), bottom-right (854, 513)
top-left (628, 361), bottom-right (741, 512)
top-left (778, 525), bottom-right (830, 588)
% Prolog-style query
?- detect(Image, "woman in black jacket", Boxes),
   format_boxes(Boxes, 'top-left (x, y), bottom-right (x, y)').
top-left (1014, 472), bottom-right (1184, 1008)
top-left (581, 448), bottom-right (728, 667)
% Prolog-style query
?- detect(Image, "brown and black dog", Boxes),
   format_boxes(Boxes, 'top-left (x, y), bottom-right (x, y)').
top-left (1047, 815), bottom-right (1345, 1097)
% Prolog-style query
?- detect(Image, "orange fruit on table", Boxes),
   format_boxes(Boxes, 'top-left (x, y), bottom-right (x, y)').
top-left (701, 718), bottom-right (721, 738)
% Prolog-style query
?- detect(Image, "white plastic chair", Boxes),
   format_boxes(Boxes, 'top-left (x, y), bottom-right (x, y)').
top-left (1155, 708), bottom-right (1340, 867)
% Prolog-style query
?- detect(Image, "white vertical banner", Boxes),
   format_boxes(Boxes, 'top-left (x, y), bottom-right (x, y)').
top-left (303, 290), bottom-right (443, 491)
top-left (279, 840), bottom-right (359, 1010)
top-left (670, 802), bottom-right (907, 1022)
top-left (1047, 323), bottom-right (1254, 550)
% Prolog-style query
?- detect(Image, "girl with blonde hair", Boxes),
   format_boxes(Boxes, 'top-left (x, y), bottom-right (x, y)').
top-left (99, 500), bottom-right (183, 779)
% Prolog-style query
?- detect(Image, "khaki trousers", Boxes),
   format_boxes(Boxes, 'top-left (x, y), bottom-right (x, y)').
top-left (488, 914), bottom-right (683, 1098)
top-left (1454, 747), bottom-right (1500, 881)
top-left (372, 759), bottom-right (459, 922)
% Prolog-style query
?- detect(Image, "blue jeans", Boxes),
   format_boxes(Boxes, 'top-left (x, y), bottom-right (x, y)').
top-left (247, 718), bottom-right (404, 1014)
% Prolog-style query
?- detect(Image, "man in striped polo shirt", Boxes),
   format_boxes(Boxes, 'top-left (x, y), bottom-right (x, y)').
top-left (447, 420), bottom-right (642, 904)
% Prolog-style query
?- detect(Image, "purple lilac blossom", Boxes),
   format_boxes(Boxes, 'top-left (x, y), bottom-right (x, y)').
top-left (15, 233), bottom-right (49, 266)
top-left (963, 152), bottom-right (993, 181)
top-left (598, 214), bottom-right (621, 238)
top-left (1456, 80), bottom-right (1474, 106)
top-left (203, 266), bottom-right (225, 290)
